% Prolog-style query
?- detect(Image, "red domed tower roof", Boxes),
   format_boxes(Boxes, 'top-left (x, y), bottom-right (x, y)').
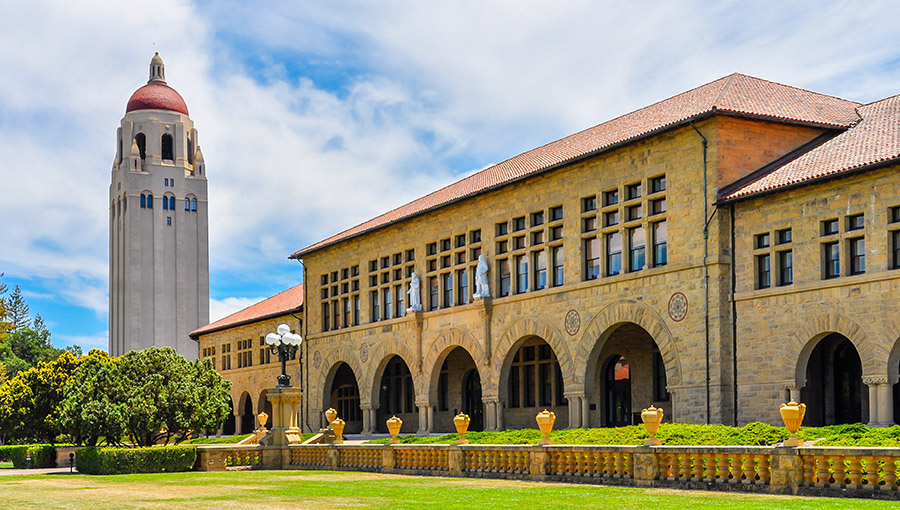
top-left (125, 53), bottom-right (189, 115)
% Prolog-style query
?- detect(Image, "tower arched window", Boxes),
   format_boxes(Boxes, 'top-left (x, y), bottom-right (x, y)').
top-left (147, 193), bottom-right (153, 209)
top-left (140, 194), bottom-right (146, 208)
top-left (161, 134), bottom-right (174, 161)
top-left (135, 133), bottom-right (146, 160)
top-left (163, 195), bottom-right (169, 210)
top-left (191, 198), bottom-right (197, 211)
top-left (185, 198), bottom-right (190, 211)
top-left (169, 196), bottom-right (175, 210)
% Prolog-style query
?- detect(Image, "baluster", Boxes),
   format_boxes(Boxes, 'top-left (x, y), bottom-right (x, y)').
top-left (847, 456), bottom-right (863, 489)
top-left (606, 451), bottom-right (618, 479)
top-left (814, 456), bottom-right (829, 487)
top-left (713, 453), bottom-right (726, 483)
top-left (881, 457), bottom-right (898, 491)
top-left (757, 455), bottom-right (770, 484)
top-left (703, 454), bottom-right (715, 482)
top-left (832, 455), bottom-right (847, 488)
top-left (666, 453), bottom-right (678, 481)
top-left (800, 455), bottom-right (814, 487)
top-left (614, 452), bottom-right (625, 478)
top-left (691, 454), bottom-right (703, 481)
top-left (864, 456), bottom-right (879, 490)
top-left (587, 451), bottom-right (599, 477)
top-left (742, 455), bottom-right (756, 484)
top-left (624, 453), bottom-right (633, 479)
top-left (571, 451), bottom-right (583, 477)
top-left (725, 455), bottom-right (738, 484)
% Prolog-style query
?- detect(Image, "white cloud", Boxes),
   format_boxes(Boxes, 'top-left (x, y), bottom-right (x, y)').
top-left (56, 331), bottom-right (109, 352)
top-left (209, 296), bottom-right (267, 323)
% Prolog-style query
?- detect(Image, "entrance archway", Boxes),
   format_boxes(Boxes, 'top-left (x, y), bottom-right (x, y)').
top-left (432, 346), bottom-right (484, 432)
top-left (586, 323), bottom-right (669, 428)
top-left (501, 337), bottom-right (567, 430)
top-left (802, 333), bottom-right (864, 426)
top-left (240, 393), bottom-right (254, 434)
top-left (463, 369), bottom-right (484, 431)
top-left (223, 397), bottom-right (236, 435)
top-left (604, 355), bottom-right (631, 426)
top-left (375, 355), bottom-right (417, 433)
top-left (328, 362), bottom-right (363, 433)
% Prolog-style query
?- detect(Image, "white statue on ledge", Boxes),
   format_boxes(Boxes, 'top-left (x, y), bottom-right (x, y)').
top-left (406, 272), bottom-right (423, 312)
top-left (473, 254), bottom-right (491, 299)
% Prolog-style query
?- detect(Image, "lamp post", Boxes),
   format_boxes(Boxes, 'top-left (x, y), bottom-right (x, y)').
top-left (265, 324), bottom-right (302, 387)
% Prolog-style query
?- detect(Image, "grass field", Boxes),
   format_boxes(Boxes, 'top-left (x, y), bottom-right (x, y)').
top-left (0, 470), bottom-right (893, 509)
top-left (0, 461), bottom-right (12, 469)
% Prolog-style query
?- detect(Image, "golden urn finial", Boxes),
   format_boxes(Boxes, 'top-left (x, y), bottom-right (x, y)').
top-left (257, 412), bottom-right (269, 431)
top-left (640, 405), bottom-right (664, 446)
top-left (325, 407), bottom-right (338, 424)
top-left (779, 399), bottom-right (806, 447)
top-left (535, 409), bottom-right (556, 446)
top-left (331, 418), bottom-right (346, 444)
top-left (386, 415), bottom-right (403, 445)
top-left (454, 413), bottom-right (471, 445)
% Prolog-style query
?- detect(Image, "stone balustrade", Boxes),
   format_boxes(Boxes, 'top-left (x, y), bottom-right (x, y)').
top-left (194, 443), bottom-right (900, 499)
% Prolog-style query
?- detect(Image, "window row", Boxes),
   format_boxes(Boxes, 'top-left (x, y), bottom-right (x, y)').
top-left (137, 194), bottom-right (198, 212)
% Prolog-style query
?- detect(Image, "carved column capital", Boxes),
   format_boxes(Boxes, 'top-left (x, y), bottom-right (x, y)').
top-left (862, 376), bottom-right (889, 386)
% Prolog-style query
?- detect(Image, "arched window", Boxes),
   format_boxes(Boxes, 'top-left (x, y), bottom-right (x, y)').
top-left (184, 198), bottom-right (190, 211)
top-left (147, 194), bottom-right (153, 209)
top-left (161, 134), bottom-right (174, 161)
top-left (135, 133), bottom-right (146, 160)
top-left (191, 198), bottom-right (197, 211)
top-left (163, 196), bottom-right (169, 210)
top-left (169, 196), bottom-right (175, 210)
top-left (140, 194), bottom-right (146, 208)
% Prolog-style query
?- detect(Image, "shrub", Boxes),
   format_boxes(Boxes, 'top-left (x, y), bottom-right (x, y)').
top-left (76, 446), bottom-right (197, 475)
top-left (182, 433), bottom-right (252, 444)
top-left (0, 444), bottom-right (55, 468)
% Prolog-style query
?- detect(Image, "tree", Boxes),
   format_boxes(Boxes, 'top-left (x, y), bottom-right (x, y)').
top-left (0, 351), bottom-right (80, 444)
top-left (0, 273), bottom-right (10, 340)
top-left (5, 286), bottom-right (30, 331)
top-left (59, 350), bottom-right (125, 446)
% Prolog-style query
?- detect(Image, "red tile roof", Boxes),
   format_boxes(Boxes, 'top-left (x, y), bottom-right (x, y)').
top-left (290, 74), bottom-right (861, 258)
top-left (722, 94), bottom-right (900, 201)
top-left (189, 283), bottom-right (304, 338)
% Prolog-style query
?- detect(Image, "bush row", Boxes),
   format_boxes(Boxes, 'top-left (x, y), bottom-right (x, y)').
top-left (365, 423), bottom-right (900, 447)
top-left (0, 444), bottom-right (56, 468)
top-left (76, 446), bottom-right (197, 475)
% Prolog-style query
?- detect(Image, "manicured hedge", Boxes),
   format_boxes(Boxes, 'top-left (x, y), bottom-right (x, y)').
top-left (182, 433), bottom-right (253, 444)
top-left (76, 446), bottom-right (197, 475)
top-left (0, 445), bottom-right (55, 468)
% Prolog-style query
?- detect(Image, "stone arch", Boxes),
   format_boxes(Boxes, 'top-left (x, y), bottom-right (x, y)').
top-left (575, 299), bottom-right (682, 392)
top-left (365, 340), bottom-right (420, 410)
top-left (491, 315), bottom-right (574, 399)
top-left (424, 327), bottom-right (489, 403)
top-left (314, 345), bottom-right (365, 411)
top-left (792, 313), bottom-right (886, 386)
top-left (884, 318), bottom-right (900, 381)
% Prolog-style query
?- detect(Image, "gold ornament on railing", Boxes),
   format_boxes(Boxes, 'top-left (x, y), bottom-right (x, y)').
top-left (257, 412), bottom-right (269, 431)
top-left (640, 405), bottom-right (664, 446)
top-left (779, 399), bottom-right (806, 447)
top-left (535, 409), bottom-right (556, 446)
top-left (387, 415), bottom-right (403, 444)
top-left (325, 407), bottom-right (338, 425)
top-left (454, 413), bottom-right (471, 445)
top-left (331, 418), bottom-right (346, 444)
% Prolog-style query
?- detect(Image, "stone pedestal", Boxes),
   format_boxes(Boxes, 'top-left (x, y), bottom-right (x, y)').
top-left (260, 386), bottom-right (303, 446)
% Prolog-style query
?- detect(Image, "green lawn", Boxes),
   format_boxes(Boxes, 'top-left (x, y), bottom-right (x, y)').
top-left (0, 461), bottom-right (12, 469)
top-left (0, 470), bottom-right (893, 509)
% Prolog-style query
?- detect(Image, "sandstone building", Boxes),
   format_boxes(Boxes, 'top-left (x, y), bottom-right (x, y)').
top-left (195, 74), bottom-right (900, 434)
top-left (110, 54), bottom-right (209, 358)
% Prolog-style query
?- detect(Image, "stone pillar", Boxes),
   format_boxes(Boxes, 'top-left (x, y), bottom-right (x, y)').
top-left (769, 448), bottom-right (804, 492)
top-left (877, 377), bottom-right (897, 427)
top-left (260, 386), bottom-right (303, 446)
top-left (496, 399), bottom-right (505, 431)
top-left (360, 404), bottom-right (374, 437)
top-left (631, 449), bottom-right (659, 486)
top-left (483, 398), bottom-right (498, 431)
top-left (581, 396), bottom-right (591, 428)
top-left (426, 404), bottom-right (435, 432)
top-left (863, 377), bottom-right (881, 427)
top-left (478, 298), bottom-right (493, 361)
top-left (566, 394), bottom-right (582, 428)
top-left (448, 446), bottom-right (463, 476)
top-left (528, 447), bottom-right (548, 480)
top-left (417, 403), bottom-right (430, 434)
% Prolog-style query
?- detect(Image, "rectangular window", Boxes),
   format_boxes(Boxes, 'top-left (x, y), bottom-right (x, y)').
top-left (626, 183), bottom-right (642, 200)
top-left (757, 253), bottom-right (771, 289)
top-left (584, 237), bottom-right (600, 280)
top-left (603, 190), bottom-right (618, 207)
top-left (343, 297), bottom-right (350, 327)
top-left (551, 246), bottom-right (564, 287)
top-left (515, 255), bottom-right (528, 293)
top-left (513, 236), bottom-right (526, 250)
top-left (383, 288), bottom-right (393, 320)
top-left (509, 365), bottom-right (520, 408)
top-left (777, 228), bottom-right (792, 245)
top-left (850, 237), bottom-right (865, 275)
top-left (497, 240), bottom-right (508, 254)
top-left (532, 231), bottom-right (544, 245)
top-left (371, 291), bottom-right (380, 321)
top-left (442, 272), bottom-right (453, 308)
top-left (429, 276), bottom-right (439, 310)
top-left (652, 351), bottom-right (669, 401)
top-left (441, 239), bottom-right (451, 252)
top-left (513, 216), bottom-right (526, 231)
top-left (891, 206), bottom-right (900, 224)
top-left (650, 175), bottom-right (666, 193)
top-left (652, 221), bottom-right (667, 267)
top-left (550, 206), bottom-right (563, 221)
top-left (353, 295), bottom-right (360, 325)
top-left (455, 234), bottom-right (466, 248)
top-left (629, 227), bottom-right (646, 272)
top-left (756, 233), bottom-right (770, 249)
top-left (332, 301), bottom-right (340, 330)
top-left (778, 250), bottom-right (793, 286)
top-left (496, 222), bottom-right (508, 236)
top-left (456, 252), bottom-right (466, 265)
top-left (650, 198), bottom-right (666, 215)
top-left (524, 364), bottom-right (535, 407)
top-left (627, 204), bottom-right (642, 221)
top-left (427, 243), bottom-right (437, 256)
top-left (582, 216), bottom-right (598, 232)
top-left (395, 286), bottom-right (405, 318)
top-left (824, 241), bottom-right (840, 279)
top-left (533, 250), bottom-right (547, 291)
top-left (892, 230), bottom-right (900, 269)
top-left (823, 219), bottom-right (839, 236)
top-left (550, 225), bottom-right (563, 241)
top-left (606, 232), bottom-right (622, 276)
top-left (322, 303), bottom-right (330, 332)
top-left (583, 196), bottom-right (597, 212)
top-left (470, 229), bottom-right (481, 243)
top-left (531, 211), bottom-right (544, 227)
top-left (847, 214), bottom-right (865, 231)
top-left (457, 269), bottom-right (469, 305)
top-left (498, 259), bottom-right (511, 297)
top-left (539, 363), bottom-right (552, 407)
top-left (604, 210), bottom-right (619, 227)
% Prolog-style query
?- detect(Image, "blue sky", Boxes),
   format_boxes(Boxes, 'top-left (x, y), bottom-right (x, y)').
top-left (1, 1), bottom-right (899, 352)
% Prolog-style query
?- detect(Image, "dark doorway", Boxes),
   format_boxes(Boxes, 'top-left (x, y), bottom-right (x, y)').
top-left (802, 333), bottom-right (863, 426)
top-left (240, 395), bottom-right (255, 434)
top-left (376, 356), bottom-right (417, 433)
top-left (463, 369), bottom-right (484, 432)
top-left (329, 362), bottom-right (363, 433)
top-left (605, 355), bottom-right (631, 426)
top-left (223, 397), bottom-right (236, 435)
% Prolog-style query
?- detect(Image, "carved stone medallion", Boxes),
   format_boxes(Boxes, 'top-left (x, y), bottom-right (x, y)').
top-left (668, 292), bottom-right (688, 322)
top-left (359, 342), bottom-right (369, 363)
top-left (313, 350), bottom-right (322, 369)
top-left (564, 309), bottom-right (581, 336)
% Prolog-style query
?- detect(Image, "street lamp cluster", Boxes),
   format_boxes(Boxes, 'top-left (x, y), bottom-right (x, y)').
top-left (265, 324), bottom-right (302, 387)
